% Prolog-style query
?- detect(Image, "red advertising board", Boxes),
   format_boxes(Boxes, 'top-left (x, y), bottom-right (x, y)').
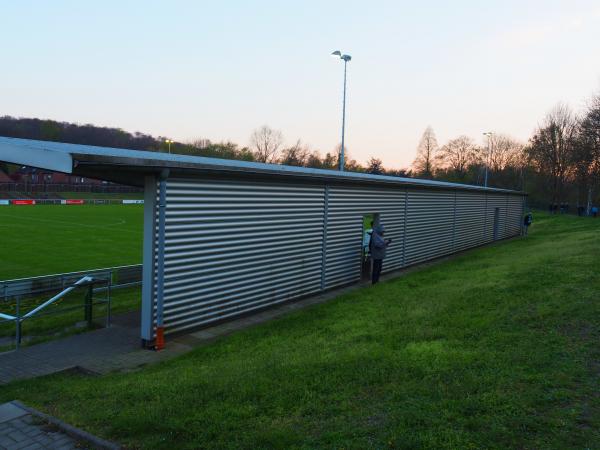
top-left (11, 200), bottom-right (36, 205)
top-left (66, 199), bottom-right (84, 205)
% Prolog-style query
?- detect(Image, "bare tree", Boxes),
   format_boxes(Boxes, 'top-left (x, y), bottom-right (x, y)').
top-left (334, 143), bottom-right (351, 170)
top-left (345, 158), bottom-right (363, 173)
top-left (435, 135), bottom-right (480, 179)
top-left (527, 103), bottom-right (578, 208)
top-left (306, 151), bottom-right (325, 168)
top-left (280, 139), bottom-right (310, 166)
top-left (322, 152), bottom-right (337, 169)
top-left (250, 125), bottom-right (284, 163)
top-left (575, 95), bottom-right (600, 212)
top-left (488, 134), bottom-right (524, 173)
top-left (367, 157), bottom-right (384, 175)
top-left (191, 138), bottom-right (212, 150)
top-left (412, 126), bottom-right (438, 178)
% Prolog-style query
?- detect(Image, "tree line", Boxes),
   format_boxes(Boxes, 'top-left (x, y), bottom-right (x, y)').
top-left (0, 117), bottom-right (405, 176)
top-left (1, 93), bottom-right (599, 211)
top-left (412, 94), bottom-right (600, 211)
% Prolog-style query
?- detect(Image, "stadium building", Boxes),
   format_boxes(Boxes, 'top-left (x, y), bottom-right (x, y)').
top-left (0, 137), bottom-right (526, 347)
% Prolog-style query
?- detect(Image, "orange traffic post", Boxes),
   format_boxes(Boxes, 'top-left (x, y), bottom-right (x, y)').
top-left (155, 326), bottom-right (165, 351)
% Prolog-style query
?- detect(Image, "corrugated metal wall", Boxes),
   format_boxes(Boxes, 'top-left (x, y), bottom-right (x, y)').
top-left (484, 194), bottom-right (508, 241)
top-left (404, 189), bottom-right (455, 266)
top-left (146, 176), bottom-right (526, 338)
top-left (454, 192), bottom-right (488, 251)
top-left (324, 185), bottom-right (405, 288)
top-left (506, 195), bottom-right (524, 236)
top-left (160, 178), bottom-right (325, 334)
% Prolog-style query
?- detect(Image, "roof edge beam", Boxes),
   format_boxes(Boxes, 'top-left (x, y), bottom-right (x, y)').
top-left (0, 140), bottom-right (73, 173)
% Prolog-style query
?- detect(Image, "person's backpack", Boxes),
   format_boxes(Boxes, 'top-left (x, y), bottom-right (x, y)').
top-left (367, 231), bottom-right (374, 254)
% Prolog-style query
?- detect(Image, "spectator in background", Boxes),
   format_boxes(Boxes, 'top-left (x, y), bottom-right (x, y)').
top-left (523, 212), bottom-right (533, 236)
top-left (363, 221), bottom-right (373, 256)
top-left (592, 206), bottom-right (598, 218)
top-left (361, 221), bottom-right (375, 281)
top-left (370, 224), bottom-right (392, 285)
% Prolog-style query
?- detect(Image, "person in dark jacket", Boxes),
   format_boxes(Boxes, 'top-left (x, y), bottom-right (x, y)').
top-left (523, 212), bottom-right (533, 236)
top-left (370, 224), bottom-right (391, 285)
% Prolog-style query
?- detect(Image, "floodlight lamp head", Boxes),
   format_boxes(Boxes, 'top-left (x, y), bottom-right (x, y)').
top-left (341, 54), bottom-right (352, 61)
top-left (331, 50), bottom-right (342, 57)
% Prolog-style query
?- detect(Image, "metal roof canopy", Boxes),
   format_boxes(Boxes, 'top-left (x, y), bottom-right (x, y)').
top-left (0, 136), bottom-right (524, 193)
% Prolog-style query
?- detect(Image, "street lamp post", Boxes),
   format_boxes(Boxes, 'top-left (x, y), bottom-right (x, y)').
top-left (483, 132), bottom-right (494, 187)
top-left (331, 50), bottom-right (351, 171)
top-left (165, 139), bottom-right (173, 154)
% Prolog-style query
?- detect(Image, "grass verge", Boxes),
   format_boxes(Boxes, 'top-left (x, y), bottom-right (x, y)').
top-left (1, 213), bottom-right (599, 449)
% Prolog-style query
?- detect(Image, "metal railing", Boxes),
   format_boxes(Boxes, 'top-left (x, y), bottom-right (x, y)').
top-left (1, 264), bottom-right (142, 301)
top-left (0, 275), bottom-right (111, 350)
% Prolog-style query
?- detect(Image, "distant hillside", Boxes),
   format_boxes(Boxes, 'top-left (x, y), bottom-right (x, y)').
top-left (0, 116), bottom-right (411, 177)
top-left (0, 116), bottom-right (162, 152)
top-left (0, 116), bottom-right (255, 162)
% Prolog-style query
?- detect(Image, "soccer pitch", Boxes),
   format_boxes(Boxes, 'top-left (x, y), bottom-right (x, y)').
top-left (0, 204), bottom-right (143, 280)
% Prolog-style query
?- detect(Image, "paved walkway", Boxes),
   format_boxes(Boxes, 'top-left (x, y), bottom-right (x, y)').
top-left (0, 281), bottom-right (369, 385)
top-left (0, 257), bottom-right (452, 386)
top-left (0, 312), bottom-right (190, 384)
top-left (0, 401), bottom-right (119, 449)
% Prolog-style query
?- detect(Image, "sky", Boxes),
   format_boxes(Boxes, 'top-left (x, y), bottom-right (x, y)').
top-left (2, 0), bottom-right (600, 169)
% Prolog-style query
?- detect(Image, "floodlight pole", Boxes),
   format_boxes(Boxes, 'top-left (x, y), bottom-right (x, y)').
top-left (483, 132), bottom-right (493, 187)
top-left (332, 51), bottom-right (351, 171)
top-left (340, 57), bottom-right (348, 172)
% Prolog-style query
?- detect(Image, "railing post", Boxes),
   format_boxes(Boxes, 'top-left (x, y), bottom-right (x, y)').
top-left (15, 297), bottom-right (21, 350)
top-left (85, 283), bottom-right (93, 327)
top-left (107, 272), bottom-right (112, 328)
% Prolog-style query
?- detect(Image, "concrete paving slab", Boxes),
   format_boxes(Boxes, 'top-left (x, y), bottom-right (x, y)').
top-left (0, 402), bottom-right (27, 424)
top-left (1, 401), bottom-right (121, 450)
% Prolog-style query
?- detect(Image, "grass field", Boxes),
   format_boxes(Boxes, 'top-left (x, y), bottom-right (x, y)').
top-left (1, 213), bottom-right (599, 449)
top-left (0, 204), bottom-right (143, 279)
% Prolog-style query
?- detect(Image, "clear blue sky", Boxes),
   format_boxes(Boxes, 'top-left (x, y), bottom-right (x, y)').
top-left (2, 0), bottom-right (599, 168)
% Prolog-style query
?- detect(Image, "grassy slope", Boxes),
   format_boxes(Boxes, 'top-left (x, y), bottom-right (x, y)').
top-left (1, 213), bottom-right (599, 449)
top-left (0, 204), bottom-right (143, 279)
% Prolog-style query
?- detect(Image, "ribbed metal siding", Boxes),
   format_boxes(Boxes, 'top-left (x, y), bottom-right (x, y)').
top-left (404, 189), bottom-right (455, 265)
top-left (160, 178), bottom-right (325, 334)
top-left (484, 194), bottom-right (508, 241)
top-left (506, 195), bottom-right (523, 236)
top-left (324, 186), bottom-right (405, 288)
top-left (454, 192), bottom-right (487, 251)
top-left (145, 176), bottom-right (527, 339)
